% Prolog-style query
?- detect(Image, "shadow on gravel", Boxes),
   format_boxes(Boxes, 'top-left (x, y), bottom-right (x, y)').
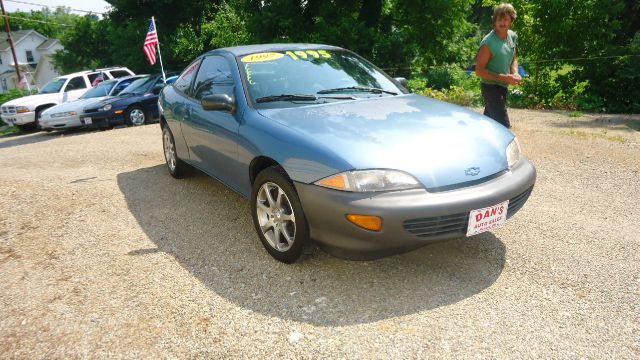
top-left (118, 165), bottom-right (506, 326)
top-left (547, 114), bottom-right (640, 132)
top-left (0, 128), bottom-right (93, 149)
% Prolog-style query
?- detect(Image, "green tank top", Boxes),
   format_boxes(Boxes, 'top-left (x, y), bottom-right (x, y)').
top-left (480, 29), bottom-right (517, 87)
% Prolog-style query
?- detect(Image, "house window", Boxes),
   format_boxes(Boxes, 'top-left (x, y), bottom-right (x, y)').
top-left (0, 56), bottom-right (3, 65)
top-left (26, 50), bottom-right (34, 63)
top-left (1, 79), bottom-right (7, 91)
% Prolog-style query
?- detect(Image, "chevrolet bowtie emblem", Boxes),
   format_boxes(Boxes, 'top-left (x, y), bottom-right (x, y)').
top-left (465, 167), bottom-right (481, 176)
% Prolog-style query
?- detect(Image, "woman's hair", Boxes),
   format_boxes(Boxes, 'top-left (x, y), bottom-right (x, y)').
top-left (492, 3), bottom-right (517, 23)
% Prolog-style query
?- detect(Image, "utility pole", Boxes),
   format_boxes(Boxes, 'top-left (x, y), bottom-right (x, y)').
top-left (0, 0), bottom-right (21, 83)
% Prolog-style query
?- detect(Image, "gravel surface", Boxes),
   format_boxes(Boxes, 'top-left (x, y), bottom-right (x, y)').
top-left (0, 109), bottom-right (638, 358)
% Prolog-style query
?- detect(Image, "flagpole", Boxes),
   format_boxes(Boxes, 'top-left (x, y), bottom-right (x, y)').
top-left (151, 16), bottom-right (167, 84)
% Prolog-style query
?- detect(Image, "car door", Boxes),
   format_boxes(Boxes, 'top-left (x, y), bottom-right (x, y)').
top-left (182, 55), bottom-right (242, 190)
top-left (62, 76), bottom-right (89, 102)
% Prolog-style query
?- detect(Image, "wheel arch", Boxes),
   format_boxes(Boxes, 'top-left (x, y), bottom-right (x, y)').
top-left (35, 103), bottom-right (57, 116)
top-left (250, 156), bottom-right (288, 186)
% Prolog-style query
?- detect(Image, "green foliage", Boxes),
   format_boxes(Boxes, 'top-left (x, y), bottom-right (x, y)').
top-left (0, 125), bottom-right (21, 136)
top-left (8, 7), bottom-right (80, 38)
top-left (39, 0), bottom-right (640, 113)
top-left (0, 89), bottom-right (37, 105)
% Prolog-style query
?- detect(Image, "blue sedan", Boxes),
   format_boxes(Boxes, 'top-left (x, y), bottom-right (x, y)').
top-left (159, 44), bottom-right (536, 263)
top-left (82, 74), bottom-right (177, 128)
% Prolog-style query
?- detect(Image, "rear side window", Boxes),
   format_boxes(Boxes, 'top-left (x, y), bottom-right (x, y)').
top-left (193, 56), bottom-right (234, 101)
top-left (174, 59), bottom-right (201, 95)
top-left (87, 73), bottom-right (102, 84)
top-left (65, 76), bottom-right (87, 92)
top-left (109, 70), bottom-right (133, 78)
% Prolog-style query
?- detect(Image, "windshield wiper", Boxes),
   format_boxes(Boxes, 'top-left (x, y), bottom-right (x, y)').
top-left (317, 86), bottom-right (397, 95)
top-left (255, 94), bottom-right (356, 103)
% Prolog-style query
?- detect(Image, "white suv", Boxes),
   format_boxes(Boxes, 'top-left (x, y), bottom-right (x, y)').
top-left (1, 67), bottom-right (134, 129)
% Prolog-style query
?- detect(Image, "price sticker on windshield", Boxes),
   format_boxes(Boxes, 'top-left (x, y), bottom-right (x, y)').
top-left (241, 52), bottom-right (285, 63)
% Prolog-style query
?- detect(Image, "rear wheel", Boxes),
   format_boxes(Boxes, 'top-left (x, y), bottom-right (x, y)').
top-left (162, 125), bottom-right (189, 178)
top-left (251, 167), bottom-right (309, 263)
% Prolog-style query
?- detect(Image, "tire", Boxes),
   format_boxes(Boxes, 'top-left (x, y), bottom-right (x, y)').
top-left (34, 110), bottom-right (42, 131)
top-left (251, 166), bottom-right (309, 263)
top-left (126, 106), bottom-right (146, 126)
top-left (162, 125), bottom-right (189, 178)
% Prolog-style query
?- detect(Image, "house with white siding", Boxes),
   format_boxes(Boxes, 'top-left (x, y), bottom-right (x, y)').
top-left (0, 29), bottom-right (64, 93)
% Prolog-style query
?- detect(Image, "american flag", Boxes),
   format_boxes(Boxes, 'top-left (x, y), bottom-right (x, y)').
top-left (91, 72), bottom-right (104, 87)
top-left (143, 19), bottom-right (158, 65)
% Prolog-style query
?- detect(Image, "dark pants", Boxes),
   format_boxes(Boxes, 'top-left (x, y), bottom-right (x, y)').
top-left (481, 83), bottom-right (510, 128)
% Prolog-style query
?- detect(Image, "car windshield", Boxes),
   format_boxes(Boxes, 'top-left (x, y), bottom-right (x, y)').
top-left (238, 49), bottom-right (404, 108)
top-left (119, 76), bottom-right (154, 95)
top-left (80, 80), bottom-right (116, 99)
top-left (39, 78), bottom-right (67, 94)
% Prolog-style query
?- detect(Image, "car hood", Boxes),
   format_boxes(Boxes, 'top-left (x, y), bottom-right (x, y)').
top-left (257, 94), bottom-right (515, 189)
top-left (42, 97), bottom-right (108, 116)
top-left (3, 93), bottom-right (62, 109)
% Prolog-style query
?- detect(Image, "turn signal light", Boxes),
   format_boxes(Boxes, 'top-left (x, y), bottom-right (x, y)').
top-left (346, 214), bottom-right (382, 232)
top-left (114, 110), bottom-right (124, 115)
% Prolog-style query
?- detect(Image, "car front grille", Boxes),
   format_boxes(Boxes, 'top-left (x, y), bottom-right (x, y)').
top-left (402, 185), bottom-right (534, 239)
top-left (2, 106), bottom-right (16, 114)
top-left (84, 108), bottom-right (98, 113)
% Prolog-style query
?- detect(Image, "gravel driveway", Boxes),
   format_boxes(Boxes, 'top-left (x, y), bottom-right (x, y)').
top-left (1, 109), bottom-right (638, 358)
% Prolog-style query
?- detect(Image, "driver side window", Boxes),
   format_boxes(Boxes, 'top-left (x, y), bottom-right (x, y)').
top-left (193, 55), bottom-right (234, 101)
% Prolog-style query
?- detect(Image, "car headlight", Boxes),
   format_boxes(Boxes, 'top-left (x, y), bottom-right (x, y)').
top-left (506, 137), bottom-right (521, 169)
top-left (16, 106), bottom-right (30, 113)
top-left (98, 104), bottom-right (112, 111)
top-left (315, 170), bottom-right (421, 192)
top-left (51, 111), bottom-right (77, 118)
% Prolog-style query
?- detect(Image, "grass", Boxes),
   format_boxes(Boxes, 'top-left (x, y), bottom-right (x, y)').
top-left (567, 111), bottom-right (583, 118)
top-left (562, 129), bottom-right (626, 143)
top-left (0, 125), bottom-right (20, 137)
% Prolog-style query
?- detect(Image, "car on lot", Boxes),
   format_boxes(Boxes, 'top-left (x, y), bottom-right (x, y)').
top-left (159, 44), bottom-right (537, 263)
top-left (0, 67), bottom-right (135, 130)
top-left (82, 74), bottom-right (177, 128)
top-left (39, 75), bottom-right (146, 131)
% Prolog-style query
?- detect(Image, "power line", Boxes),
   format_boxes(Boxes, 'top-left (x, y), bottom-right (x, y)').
top-left (1, 13), bottom-right (71, 26)
top-left (524, 54), bottom-right (640, 64)
top-left (5, 0), bottom-right (106, 15)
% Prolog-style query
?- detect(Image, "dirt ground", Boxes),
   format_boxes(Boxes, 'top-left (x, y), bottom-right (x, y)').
top-left (0, 109), bottom-right (638, 358)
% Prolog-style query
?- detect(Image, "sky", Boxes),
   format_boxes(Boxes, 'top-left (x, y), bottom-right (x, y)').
top-left (4, 0), bottom-right (112, 16)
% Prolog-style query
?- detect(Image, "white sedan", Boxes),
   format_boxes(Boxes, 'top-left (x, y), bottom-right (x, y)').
top-left (39, 76), bottom-right (144, 131)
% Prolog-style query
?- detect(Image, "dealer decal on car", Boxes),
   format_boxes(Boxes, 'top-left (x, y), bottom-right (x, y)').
top-left (466, 200), bottom-right (509, 237)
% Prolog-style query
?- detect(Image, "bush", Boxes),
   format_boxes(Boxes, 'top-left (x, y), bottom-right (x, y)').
top-left (0, 89), bottom-right (37, 126)
top-left (0, 89), bottom-right (36, 105)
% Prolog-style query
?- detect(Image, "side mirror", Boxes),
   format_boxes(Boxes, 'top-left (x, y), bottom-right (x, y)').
top-left (152, 86), bottom-right (163, 95)
top-left (201, 94), bottom-right (235, 113)
top-left (394, 77), bottom-right (408, 87)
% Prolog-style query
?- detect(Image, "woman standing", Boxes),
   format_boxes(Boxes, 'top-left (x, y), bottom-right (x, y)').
top-left (475, 3), bottom-right (522, 128)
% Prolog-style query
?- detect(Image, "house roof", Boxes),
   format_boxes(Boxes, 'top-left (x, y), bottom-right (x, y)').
top-left (36, 38), bottom-right (59, 50)
top-left (0, 29), bottom-right (49, 51)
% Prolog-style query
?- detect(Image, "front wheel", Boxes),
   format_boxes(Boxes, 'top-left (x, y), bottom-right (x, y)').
top-left (251, 167), bottom-right (309, 263)
top-left (126, 106), bottom-right (146, 126)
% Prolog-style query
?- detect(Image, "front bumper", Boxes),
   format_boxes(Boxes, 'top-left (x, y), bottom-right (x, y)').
top-left (39, 115), bottom-right (82, 130)
top-left (295, 158), bottom-right (536, 259)
top-left (1, 111), bottom-right (35, 125)
top-left (81, 109), bottom-right (125, 128)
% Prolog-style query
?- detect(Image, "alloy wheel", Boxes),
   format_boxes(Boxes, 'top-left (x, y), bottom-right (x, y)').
top-left (163, 129), bottom-right (176, 172)
top-left (256, 182), bottom-right (296, 252)
top-left (130, 109), bottom-right (145, 126)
